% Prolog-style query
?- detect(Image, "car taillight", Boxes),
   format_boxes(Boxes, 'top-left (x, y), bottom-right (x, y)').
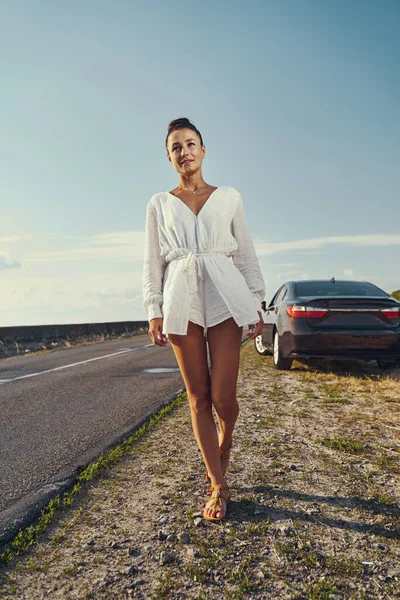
top-left (380, 307), bottom-right (400, 319)
top-left (286, 305), bottom-right (307, 318)
top-left (286, 305), bottom-right (329, 319)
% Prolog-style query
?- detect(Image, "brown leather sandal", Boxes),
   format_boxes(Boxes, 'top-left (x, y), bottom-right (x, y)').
top-left (206, 443), bottom-right (232, 483)
top-left (203, 484), bottom-right (230, 522)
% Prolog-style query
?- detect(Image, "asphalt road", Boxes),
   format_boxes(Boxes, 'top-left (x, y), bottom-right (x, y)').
top-left (0, 336), bottom-right (184, 545)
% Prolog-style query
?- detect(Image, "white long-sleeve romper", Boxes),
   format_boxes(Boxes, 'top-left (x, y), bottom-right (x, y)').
top-left (142, 186), bottom-right (266, 336)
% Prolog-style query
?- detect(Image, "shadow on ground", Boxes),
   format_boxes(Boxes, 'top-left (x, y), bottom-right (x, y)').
top-left (228, 485), bottom-right (400, 540)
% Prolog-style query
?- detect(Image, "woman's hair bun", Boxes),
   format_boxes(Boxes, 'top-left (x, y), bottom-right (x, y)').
top-left (166, 117), bottom-right (204, 148)
top-left (167, 117), bottom-right (191, 132)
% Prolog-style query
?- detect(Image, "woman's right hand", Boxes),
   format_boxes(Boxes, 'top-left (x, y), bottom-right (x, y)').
top-left (148, 318), bottom-right (168, 346)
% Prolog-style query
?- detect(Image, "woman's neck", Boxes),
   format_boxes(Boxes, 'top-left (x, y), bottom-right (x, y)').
top-left (178, 175), bottom-right (207, 191)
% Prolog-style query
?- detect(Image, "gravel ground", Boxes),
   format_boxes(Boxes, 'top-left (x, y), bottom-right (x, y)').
top-left (0, 341), bottom-right (399, 599)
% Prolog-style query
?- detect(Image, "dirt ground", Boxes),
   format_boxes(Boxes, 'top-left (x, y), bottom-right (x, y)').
top-left (0, 341), bottom-right (399, 599)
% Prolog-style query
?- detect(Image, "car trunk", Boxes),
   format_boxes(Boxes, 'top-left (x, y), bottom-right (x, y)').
top-left (303, 296), bottom-right (400, 330)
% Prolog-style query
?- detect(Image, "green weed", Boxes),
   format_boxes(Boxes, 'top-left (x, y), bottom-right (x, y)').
top-left (320, 437), bottom-right (366, 455)
top-left (305, 579), bottom-right (338, 599)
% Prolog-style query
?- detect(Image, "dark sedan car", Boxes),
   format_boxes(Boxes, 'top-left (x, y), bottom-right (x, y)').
top-left (255, 279), bottom-right (400, 370)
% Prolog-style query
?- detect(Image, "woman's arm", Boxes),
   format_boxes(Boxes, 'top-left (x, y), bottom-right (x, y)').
top-left (231, 192), bottom-right (266, 314)
top-left (142, 201), bottom-right (166, 321)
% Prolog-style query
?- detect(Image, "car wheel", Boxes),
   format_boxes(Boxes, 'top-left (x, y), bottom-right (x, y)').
top-left (254, 334), bottom-right (271, 356)
top-left (377, 360), bottom-right (397, 370)
top-left (273, 330), bottom-right (292, 370)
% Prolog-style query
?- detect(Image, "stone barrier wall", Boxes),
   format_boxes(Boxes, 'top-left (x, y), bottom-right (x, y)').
top-left (0, 321), bottom-right (149, 359)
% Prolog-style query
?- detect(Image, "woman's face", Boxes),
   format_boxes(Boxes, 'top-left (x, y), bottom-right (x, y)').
top-left (166, 128), bottom-right (205, 175)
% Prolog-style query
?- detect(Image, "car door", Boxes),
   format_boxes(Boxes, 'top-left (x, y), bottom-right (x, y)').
top-left (275, 286), bottom-right (288, 333)
top-left (263, 286), bottom-right (284, 346)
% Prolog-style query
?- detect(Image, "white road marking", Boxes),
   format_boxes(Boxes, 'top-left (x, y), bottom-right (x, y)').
top-left (143, 368), bottom-right (180, 373)
top-left (117, 348), bottom-right (135, 350)
top-left (0, 348), bottom-right (139, 385)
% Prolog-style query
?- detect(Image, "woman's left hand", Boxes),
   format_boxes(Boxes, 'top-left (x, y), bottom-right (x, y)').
top-left (248, 311), bottom-right (264, 340)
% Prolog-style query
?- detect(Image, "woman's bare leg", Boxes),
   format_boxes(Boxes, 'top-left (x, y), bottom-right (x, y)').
top-left (207, 318), bottom-right (243, 478)
top-left (168, 322), bottom-right (225, 495)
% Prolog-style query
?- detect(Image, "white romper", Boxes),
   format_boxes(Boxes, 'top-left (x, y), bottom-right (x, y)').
top-left (142, 186), bottom-right (265, 336)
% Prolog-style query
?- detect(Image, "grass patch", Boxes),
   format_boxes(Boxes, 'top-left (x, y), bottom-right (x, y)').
top-left (319, 437), bottom-right (366, 455)
top-left (322, 394), bottom-right (350, 405)
top-left (305, 579), bottom-right (338, 599)
top-left (268, 383), bottom-right (287, 401)
top-left (325, 557), bottom-right (363, 577)
top-left (184, 540), bottom-right (224, 583)
top-left (227, 557), bottom-right (256, 596)
top-left (154, 567), bottom-right (176, 599)
top-left (240, 495), bottom-right (258, 505)
top-left (319, 382), bottom-right (352, 405)
top-left (186, 507), bottom-right (196, 522)
top-left (375, 453), bottom-right (400, 474)
top-left (276, 541), bottom-right (322, 568)
top-left (375, 493), bottom-right (398, 506)
top-left (296, 409), bottom-right (312, 418)
top-left (191, 593), bottom-right (209, 600)
top-left (0, 392), bottom-right (186, 567)
top-left (61, 564), bottom-right (78, 577)
top-left (253, 387), bottom-right (267, 397)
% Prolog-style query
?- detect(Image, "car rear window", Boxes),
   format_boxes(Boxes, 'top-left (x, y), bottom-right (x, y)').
top-left (295, 281), bottom-right (388, 298)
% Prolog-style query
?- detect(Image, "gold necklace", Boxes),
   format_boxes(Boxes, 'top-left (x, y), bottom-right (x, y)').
top-left (177, 185), bottom-right (207, 195)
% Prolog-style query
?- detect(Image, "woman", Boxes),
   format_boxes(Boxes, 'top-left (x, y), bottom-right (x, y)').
top-left (142, 118), bottom-right (265, 521)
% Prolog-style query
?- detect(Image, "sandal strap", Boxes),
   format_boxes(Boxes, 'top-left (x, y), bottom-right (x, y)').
top-left (206, 485), bottom-right (230, 513)
top-left (206, 495), bottom-right (225, 513)
top-left (207, 485), bottom-right (230, 502)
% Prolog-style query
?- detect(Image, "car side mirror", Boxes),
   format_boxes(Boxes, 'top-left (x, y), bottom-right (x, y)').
top-left (261, 300), bottom-right (267, 312)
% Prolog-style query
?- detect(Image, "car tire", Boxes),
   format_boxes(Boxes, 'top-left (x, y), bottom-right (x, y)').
top-left (254, 334), bottom-right (272, 356)
top-left (273, 330), bottom-right (292, 370)
top-left (377, 360), bottom-right (397, 370)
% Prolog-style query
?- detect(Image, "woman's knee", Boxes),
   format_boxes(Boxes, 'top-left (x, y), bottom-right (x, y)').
top-left (187, 388), bottom-right (212, 414)
top-left (212, 394), bottom-right (239, 421)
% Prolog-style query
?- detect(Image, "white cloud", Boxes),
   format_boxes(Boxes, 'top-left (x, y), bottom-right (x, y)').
top-left (276, 269), bottom-right (303, 280)
top-left (254, 234), bottom-right (400, 256)
top-left (0, 240), bottom-right (23, 270)
top-left (0, 255), bottom-right (21, 270)
top-left (0, 235), bottom-right (35, 244)
top-left (358, 275), bottom-right (380, 281)
top-left (8, 231), bottom-right (146, 264)
top-left (84, 232), bottom-right (141, 247)
top-left (1, 230), bottom-right (399, 326)
top-left (274, 262), bottom-right (300, 268)
top-left (86, 286), bottom-right (140, 301)
top-left (3, 231), bottom-right (400, 267)
top-left (0, 273), bottom-right (144, 326)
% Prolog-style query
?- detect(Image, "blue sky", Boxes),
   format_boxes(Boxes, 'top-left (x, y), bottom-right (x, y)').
top-left (1, 0), bottom-right (399, 326)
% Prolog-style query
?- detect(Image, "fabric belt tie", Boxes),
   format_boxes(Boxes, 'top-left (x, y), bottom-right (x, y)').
top-left (184, 252), bottom-right (202, 295)
top-left (168, 251), bottom-right (229, 296)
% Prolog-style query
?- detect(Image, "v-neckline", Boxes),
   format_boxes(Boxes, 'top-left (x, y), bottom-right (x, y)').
top-left (167, 187), bottom-right (220, 218)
